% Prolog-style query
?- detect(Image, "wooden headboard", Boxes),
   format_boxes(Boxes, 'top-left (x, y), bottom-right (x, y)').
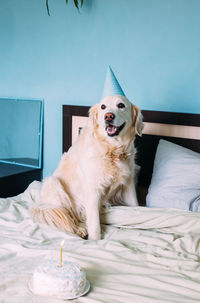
top-left (63, 105), bottom-right (200, 205)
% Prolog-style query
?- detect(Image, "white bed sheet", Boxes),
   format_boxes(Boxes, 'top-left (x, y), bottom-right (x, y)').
top-left (1, 181), bottom-right (200, 303)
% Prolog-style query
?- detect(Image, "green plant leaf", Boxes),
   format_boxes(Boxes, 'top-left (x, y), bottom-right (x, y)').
top-left (74, 0), bottom-right (79, 10)
top-left (46, 0), bottom-right (50, 16)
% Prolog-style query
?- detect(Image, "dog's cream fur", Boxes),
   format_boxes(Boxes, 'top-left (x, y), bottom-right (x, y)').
top-left (31, 95), bottom-right (143, 240)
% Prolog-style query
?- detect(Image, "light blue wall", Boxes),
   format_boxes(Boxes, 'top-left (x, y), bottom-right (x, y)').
top-left (0, 0), bottom-right (200, 177)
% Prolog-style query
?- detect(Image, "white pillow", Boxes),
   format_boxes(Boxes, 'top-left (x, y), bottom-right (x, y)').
top-left (146, 139), bottom-right (200, 211)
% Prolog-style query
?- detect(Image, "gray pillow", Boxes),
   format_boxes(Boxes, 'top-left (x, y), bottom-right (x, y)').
top-left (146, 139), bottom-right (200, 211)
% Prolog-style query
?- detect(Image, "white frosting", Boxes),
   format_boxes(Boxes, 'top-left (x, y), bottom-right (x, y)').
top-left (32, 260), bottom-right (87, 298)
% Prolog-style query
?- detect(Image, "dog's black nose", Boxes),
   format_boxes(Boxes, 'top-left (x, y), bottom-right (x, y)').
top-left (104, 112), bottom-right (115, 122)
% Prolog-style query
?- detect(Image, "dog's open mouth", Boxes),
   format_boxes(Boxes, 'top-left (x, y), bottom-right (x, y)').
top-left (105, 122), bottom-right (126, 137)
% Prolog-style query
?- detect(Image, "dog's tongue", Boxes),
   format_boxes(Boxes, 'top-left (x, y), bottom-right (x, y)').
top-left (107, 126), bottom-right (117, 135)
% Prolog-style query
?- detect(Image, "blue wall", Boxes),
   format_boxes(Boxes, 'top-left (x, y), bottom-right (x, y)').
top-left (0, 0), bottom-right (200, 177)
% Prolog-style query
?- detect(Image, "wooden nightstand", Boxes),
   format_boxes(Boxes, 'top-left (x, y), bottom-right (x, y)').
top-left (0, 161), bottom-right (42, 198)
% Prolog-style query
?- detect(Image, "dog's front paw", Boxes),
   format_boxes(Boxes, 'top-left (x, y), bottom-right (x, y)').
top-left (88, 228), bottom-right (101, 240)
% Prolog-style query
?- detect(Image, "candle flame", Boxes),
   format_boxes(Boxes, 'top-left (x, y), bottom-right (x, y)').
top-left (60, 240), bottom-right (65, 247)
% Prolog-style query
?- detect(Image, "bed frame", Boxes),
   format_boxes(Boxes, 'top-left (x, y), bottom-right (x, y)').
top-left (63, 105), bottom-right (200, 205)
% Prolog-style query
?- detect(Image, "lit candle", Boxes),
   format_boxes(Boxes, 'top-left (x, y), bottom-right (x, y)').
top-left (60, 240), bottom-right (65, 267)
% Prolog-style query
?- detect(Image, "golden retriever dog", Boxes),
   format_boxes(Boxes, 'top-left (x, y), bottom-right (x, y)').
top-left (31, 95), bottom-right (143, 240)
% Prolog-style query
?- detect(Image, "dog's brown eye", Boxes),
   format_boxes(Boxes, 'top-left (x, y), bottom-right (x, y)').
top-left (117, 103), bottom-right (125, 109)
top-left (101, 104), bottom-right (106, 110)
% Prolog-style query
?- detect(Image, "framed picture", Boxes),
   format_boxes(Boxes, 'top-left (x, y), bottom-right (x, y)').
top-left (62, 105), bottom-right (90, 153)
top-left (0, 97), bottom-right (44, 168)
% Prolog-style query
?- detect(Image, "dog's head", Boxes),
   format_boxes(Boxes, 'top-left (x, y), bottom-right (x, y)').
top-left (89, 95), bottom-right (143, 143)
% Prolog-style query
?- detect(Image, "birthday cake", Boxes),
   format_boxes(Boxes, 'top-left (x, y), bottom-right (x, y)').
top-left (31, 260), bottom-right (88, 299)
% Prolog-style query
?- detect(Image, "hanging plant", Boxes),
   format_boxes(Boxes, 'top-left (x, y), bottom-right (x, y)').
top-left (46, 0), bottom-right (84, 16)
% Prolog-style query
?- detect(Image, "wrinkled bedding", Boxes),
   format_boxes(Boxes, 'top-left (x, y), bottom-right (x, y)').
top-left (1, 181), bottom-right (200, 303)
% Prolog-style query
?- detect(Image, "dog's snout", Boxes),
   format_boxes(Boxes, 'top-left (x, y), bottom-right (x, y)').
top-left (104, 112), bottom-right (115, 122)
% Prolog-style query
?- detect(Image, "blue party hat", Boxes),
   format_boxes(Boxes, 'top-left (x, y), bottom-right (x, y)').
top-left (102, 66), bottom-right (125, 98)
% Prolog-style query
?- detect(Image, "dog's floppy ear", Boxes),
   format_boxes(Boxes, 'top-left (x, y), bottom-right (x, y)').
top-left (132, 105), bottom-right (144, 136)
top-left (89, 104), bottom-right (99, 129)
